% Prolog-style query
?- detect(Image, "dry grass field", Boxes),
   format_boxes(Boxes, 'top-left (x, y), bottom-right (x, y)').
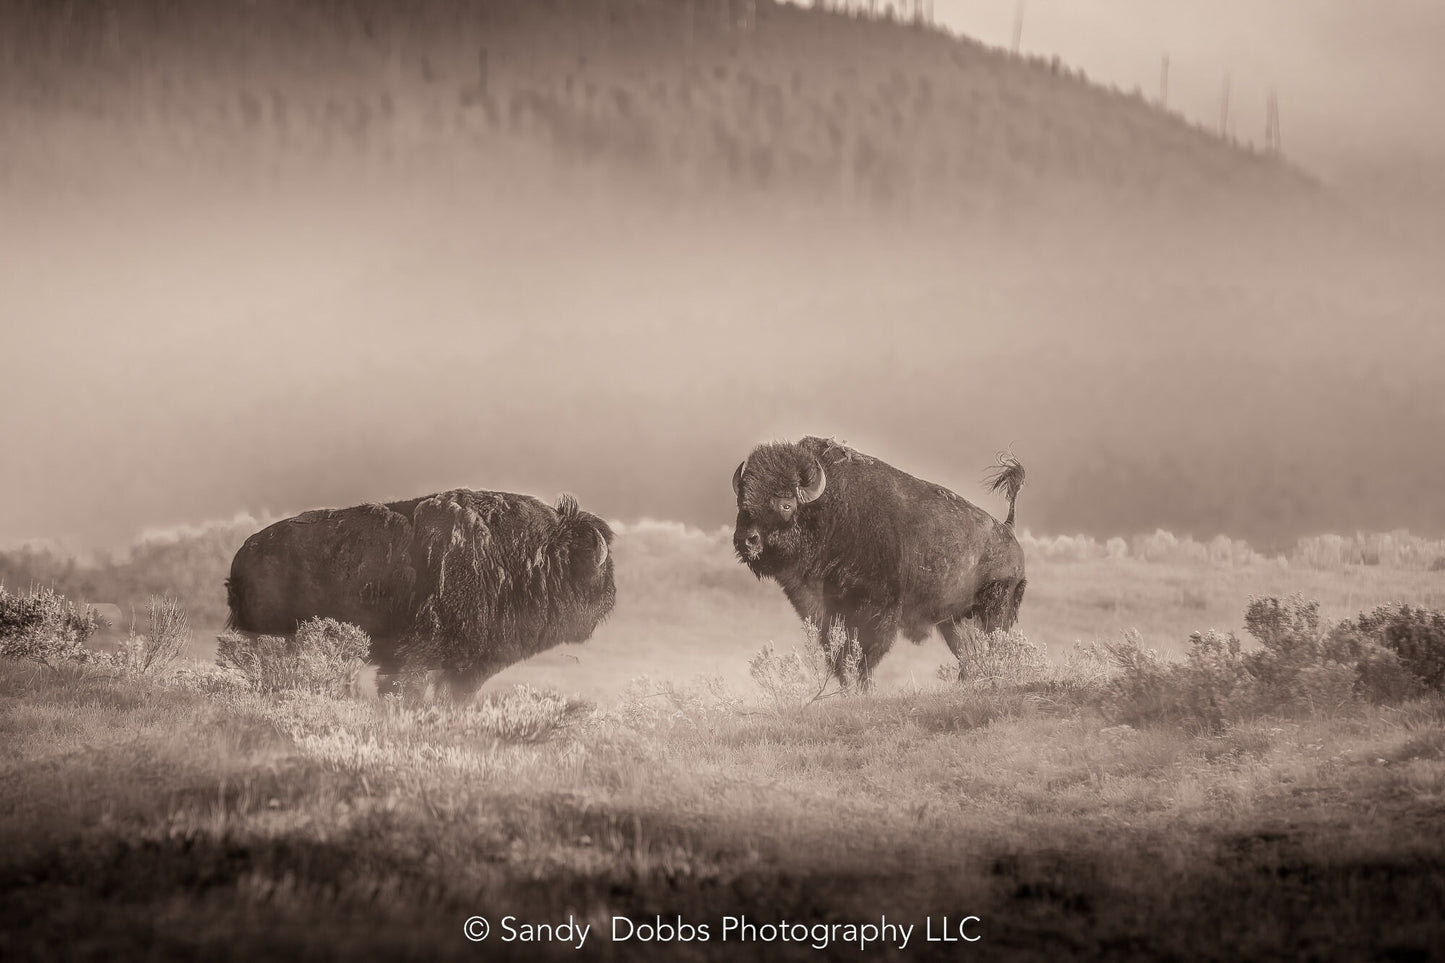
top-left (4, 539), bottom-right (1445, 960)
top-left (4, 623), bottom-right (1445, 961)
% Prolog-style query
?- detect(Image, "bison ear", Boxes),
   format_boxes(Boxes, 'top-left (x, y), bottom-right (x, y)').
top-left (732, 460), bottom-right (747, 498)
top-left (797, 458), bottom-right (827, 504)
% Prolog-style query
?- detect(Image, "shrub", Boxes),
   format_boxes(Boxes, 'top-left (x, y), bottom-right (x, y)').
top-left (111, 595), bottom-right (190, 677)
top-left (1100, 629), bottom-right (1258, 733)
top-left (749, 619), bottom-right (860, 712)
top-left (1176, 630), bottom-right (1260, 728)
top-left (1290, 663), bottom-right (1360, 714)
top-left (1039, 641), bottom-right (1115, 699)
top-left (1097, 631), bottom-right (1181, 728)
top-left (1239, 594), bottom-right (1363, 711)
top-left (1351, 643), bottom-right (1421, 704)
top-left (216, 632), bottom-right (300, 693)
top-left (0, 585), bottom-right (104, 668)
top-left (1100, 597), bottom-right (1444, 730)
top-left (1337, 604), bottom-right (1445, 695)
top-left (938, 627), bottom-right (1049, 687)
top-left (1239, 596), bottom-right (1305, 689)
top-left (1378, 607), bottom-right (1445, 692)
top-left (1244, 594), bottom-right (1324, 667)
top-left (216, 617), bottom-right (369, 697)
top-left (617, 675), bottom-right (742, 733)
top-left (166, 663), bottom-right (250, 696)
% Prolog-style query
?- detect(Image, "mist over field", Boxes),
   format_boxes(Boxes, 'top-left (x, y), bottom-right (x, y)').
top-left (2, 0), bottom-right (1443, 556)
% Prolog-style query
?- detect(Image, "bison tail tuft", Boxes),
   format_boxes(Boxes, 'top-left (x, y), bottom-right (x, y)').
top-left (983, 450), bottom-right (1026, 527)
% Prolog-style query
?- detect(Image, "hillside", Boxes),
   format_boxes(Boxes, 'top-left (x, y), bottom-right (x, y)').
top-left (4, 1), bottom-right (1443, 550)
top-left (0, 0), bottom-right (1312, 217)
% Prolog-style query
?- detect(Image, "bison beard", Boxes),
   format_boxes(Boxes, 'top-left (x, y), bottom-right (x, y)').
top-left (225, 490), bottom-right (615, 699)
top-left (732, 437), bottom-right (1027, 685)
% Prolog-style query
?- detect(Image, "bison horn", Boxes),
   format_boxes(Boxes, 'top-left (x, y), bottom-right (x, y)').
top-left (732, 459), bottom-right (748, 497)
top-left (797, 459), bottom-right (827, 503)
top-left (593, 527), bottom-right (610, 569)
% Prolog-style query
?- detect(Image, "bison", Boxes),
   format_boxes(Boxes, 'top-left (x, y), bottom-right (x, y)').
top-left (732, 437), bottom-right (1026, 685)
top-left (225, 489), bottom-right (615, 699)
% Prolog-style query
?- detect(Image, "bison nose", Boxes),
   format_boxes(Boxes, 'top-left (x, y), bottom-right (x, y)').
top-left (744, 531), bottom-right (762, 552)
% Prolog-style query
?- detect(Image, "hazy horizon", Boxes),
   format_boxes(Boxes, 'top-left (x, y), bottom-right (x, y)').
top-left (935, 0), bottom-right (1445, 178)
top-left (3, 0), bottom-right (1443, 553)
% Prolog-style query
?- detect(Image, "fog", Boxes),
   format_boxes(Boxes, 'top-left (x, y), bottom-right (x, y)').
top-left (2, 0), bottom-right (1443, 553)
top-left (937, 0), bottom-right (1445, 174)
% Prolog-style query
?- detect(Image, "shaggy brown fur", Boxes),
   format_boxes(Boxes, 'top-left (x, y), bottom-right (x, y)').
top-left (733, 437), bottom-right (1026, 685)
top-left (226, 490), bottom-right (614, 698)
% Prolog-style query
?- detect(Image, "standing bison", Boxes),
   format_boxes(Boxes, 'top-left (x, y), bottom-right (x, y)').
top-left (226, 489), bottom-right (615, 698)
top-left (732, 437), bottom-right (1026, 684)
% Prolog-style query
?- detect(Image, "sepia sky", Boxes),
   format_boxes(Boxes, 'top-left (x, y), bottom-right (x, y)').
top-left (936, 0), bottom-right (1445, 175)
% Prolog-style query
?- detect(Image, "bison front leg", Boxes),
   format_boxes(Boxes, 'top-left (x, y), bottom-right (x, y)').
top-left (439, 666), bottom-right (490, 702)
top-left (831, 605), bottom-right (897, 691)
top-left (781, 579), bottom-right (827, 628)
top-left (854, 616), bottom-right (898, 690)
top-left (810, 611), bottom-right (853, 686)
top-left (784, 581), bottom-right (851, 682)
top-left (373, 667), bottom-right (444, 702)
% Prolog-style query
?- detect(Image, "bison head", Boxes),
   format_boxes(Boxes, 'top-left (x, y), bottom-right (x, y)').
top-left (731, 442), bottom-right (826, 575)
top-left (551, 494), bottom-right (617, 642)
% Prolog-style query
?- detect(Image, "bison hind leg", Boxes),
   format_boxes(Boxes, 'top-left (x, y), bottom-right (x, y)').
top-left (939, 618), bottom-right (986, 683)
top-left (940, 579), bottom-right (1027, 682)
top-left (977, 578), bottom-right (1026, 634)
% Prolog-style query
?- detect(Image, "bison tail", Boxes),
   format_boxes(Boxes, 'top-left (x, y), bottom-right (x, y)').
top-left (983, 451), bottom-right (1026, 528)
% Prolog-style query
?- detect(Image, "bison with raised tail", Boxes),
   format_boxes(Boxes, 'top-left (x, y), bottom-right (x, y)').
top-left (732, 437), bottom-right (1026, 685)
top-left (225, 489), bottom-right (615, 699)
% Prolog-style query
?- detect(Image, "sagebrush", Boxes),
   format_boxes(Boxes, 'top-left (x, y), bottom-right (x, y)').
top-left (1100, 595), bottom-right (1445, 731)
top-left (938, 626), bottom-right (1050, 687)
top-left (0, 584), bottom-right (104, 668)
top-left (216, 617), bottom-right (370, 697)
top-left (110, 595), bottom-right (191, 677)
top-left (749, 618), bottom-right (862, 712)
